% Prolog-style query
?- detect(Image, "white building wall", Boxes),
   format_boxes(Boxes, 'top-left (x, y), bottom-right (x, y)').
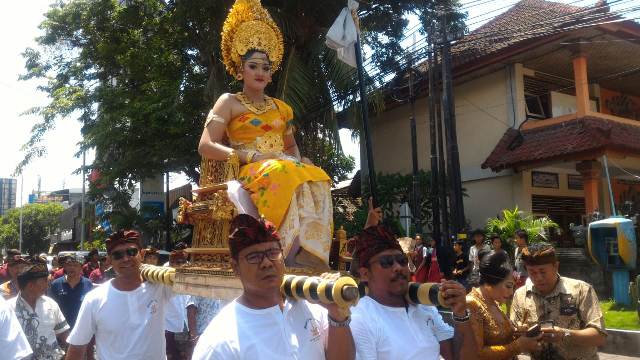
top-left (367, 67), bottom-right (525, 228)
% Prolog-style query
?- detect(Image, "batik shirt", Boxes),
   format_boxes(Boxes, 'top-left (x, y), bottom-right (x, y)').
top-left (510, 277), bottom-right (606, 360)
top-left (7, 294), bottom-right (69, 360)
top-left (188, 296), bottom-right (225, 336)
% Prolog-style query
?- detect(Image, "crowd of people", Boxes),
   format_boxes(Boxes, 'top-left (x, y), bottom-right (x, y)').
top-left (0, 204), bottom-right (610, 360)
top-left (406, 227), bottom-right (607, 360)
top-left (0, 240), bottom-right (222, 360)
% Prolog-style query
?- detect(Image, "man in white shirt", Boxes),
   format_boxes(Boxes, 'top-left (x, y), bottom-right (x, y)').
top-left (0, 290), bottom-right (32, 359)
top-left (192, 214), bottom-right (355, 360)
top-left (164, 250), bottom-right (190, 359)
top-left (8, 259), bottom-right (70, 360)
top-left (65, 230), bottom-right (174, 360)
top-left (468, 229), bottom-right (490, 287)
top-left (349, 203), bottom-right (476, 360)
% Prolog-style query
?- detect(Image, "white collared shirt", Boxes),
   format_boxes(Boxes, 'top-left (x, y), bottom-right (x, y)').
top-left (7, 294), bottom-right (69, 360)
top-left (192, 298), bottom-right (328, 360)
top-left (351, 296), bottom-right (453, 360)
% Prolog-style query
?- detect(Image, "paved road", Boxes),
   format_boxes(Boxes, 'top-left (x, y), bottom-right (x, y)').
top-left (519, 354), bottom-right (639, 359)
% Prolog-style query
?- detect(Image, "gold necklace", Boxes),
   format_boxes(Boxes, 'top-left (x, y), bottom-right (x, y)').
top-left (236, 92), bottom-right (275, 115)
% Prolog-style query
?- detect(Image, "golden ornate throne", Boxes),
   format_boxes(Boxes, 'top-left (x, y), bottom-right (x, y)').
top-left (174, 154), bottom-right (242, 298)
top-left (175, 154), bottom-right (334, 299)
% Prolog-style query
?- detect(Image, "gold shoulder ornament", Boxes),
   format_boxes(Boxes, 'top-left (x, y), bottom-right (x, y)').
top-left (221, 0), bottom-right (284, 78)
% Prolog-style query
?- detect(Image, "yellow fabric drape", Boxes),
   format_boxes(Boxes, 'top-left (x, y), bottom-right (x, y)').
top-left (227, 98), bottom-right (330, 229)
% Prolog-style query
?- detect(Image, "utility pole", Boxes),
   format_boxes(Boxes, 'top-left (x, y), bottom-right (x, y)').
top-left (408, 44), bottom-right (421, 235)
top-left (80, 150), bottom-right (86, 250)
top-left (434, 38), bottom-right (449, 246)
top-left (19, 175), bottom-right (23, 254)
top-left (441, 12), bottom-right (466, 235)
top-left (165, 171), bottom-right (171, 250)
top-left (427, 28), bottom-right (441, 245)
top-left (351, 8), bottom-right (379, 206)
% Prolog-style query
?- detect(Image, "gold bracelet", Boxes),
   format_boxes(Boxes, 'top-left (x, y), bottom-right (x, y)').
top-left (244, 150), bottom-right (257, 164)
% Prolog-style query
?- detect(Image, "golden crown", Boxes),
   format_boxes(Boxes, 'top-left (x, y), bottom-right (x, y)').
top-left (221, 0), bottom-right (284, 78)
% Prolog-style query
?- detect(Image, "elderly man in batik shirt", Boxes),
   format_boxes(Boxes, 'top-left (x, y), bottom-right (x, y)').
top-left (8, 258), bottom-right (70, 359)
top-left (510, 242), bottom-right (606, 360)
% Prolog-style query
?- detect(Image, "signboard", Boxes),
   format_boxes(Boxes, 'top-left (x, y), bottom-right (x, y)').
top-left (532, 171), bottom-right (559, 189)
top-left (140, 175), bottom-right (165, 219)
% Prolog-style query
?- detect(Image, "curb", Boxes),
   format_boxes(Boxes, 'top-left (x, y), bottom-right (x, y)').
top-left (600, 328), bottom-right (640, 357)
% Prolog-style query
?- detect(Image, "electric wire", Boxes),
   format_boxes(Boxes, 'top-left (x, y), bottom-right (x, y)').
top-left (608, 158), bottom-right (640, 181)
top-left (302, 3), bottom-right (640, 118)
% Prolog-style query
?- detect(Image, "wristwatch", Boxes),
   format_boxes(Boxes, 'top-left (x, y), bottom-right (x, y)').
top-left (452, 309), bottom-right (471, 323)
top-left (562, 328), bottom-right (571, 342)
top-left (328, 315), bottom-right (351, 328)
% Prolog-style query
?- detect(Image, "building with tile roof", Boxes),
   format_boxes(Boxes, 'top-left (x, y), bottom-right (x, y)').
top-left (361, 0), bottom-right (640, 248)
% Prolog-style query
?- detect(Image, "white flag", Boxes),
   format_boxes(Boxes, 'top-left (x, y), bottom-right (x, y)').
top-left (325, 0), bottom-right (359, 68)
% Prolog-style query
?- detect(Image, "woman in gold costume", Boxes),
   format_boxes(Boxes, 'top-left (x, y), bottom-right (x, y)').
top-left (466, 250), bottom-right (542, 359)
top-left (198, 0), bottom-right (332, 269)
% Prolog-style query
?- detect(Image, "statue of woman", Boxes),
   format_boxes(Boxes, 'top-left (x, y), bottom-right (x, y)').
top-left (197, 0), bottom-right (332, 270)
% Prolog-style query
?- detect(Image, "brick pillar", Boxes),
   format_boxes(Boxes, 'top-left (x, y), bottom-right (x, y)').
top-left (576, 160), bottom-right (601, 216)
top-left (572, 56), bottom-right (590, 117)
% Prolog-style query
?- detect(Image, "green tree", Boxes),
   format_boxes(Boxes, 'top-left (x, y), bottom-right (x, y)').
top-left (0, 203), bottom-right (65, 254)
top-left (334, 170), bottom-right (467, 237)
top-left (485, 206), bottom-right (559, 244)
top-left (17, 0), bottom-right (428, 189)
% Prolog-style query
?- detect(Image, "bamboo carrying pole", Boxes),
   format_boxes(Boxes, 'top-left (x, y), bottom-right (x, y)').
top-left (140, 264), bottom-right (447, 307)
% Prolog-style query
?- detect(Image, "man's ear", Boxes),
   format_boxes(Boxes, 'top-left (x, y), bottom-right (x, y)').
top-left (359, 266), bottom-right (370, 282)
top-left (231, 258), bottom-right (240, 276)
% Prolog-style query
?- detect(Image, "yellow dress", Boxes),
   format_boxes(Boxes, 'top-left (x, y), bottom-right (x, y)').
top-left (227, 98), bottom-right (332, 269)
top-left (467, 288), bottom-right (520, 360)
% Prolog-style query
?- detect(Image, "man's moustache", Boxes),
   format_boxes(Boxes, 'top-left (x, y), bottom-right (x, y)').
top-left (391, 273), bottom-right (408, 282)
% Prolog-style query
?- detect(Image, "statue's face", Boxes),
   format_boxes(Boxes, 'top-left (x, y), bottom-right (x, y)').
top-left (240, 51), bottom-right (272, 90)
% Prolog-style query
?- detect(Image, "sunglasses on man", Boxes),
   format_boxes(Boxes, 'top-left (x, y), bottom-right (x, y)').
top-left (370, 253), bottom-right (409, 269)
top-left (110, 247), bottom-right (139, 261)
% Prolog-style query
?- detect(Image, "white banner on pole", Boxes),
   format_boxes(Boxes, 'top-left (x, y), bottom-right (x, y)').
top-left (325, 0), bottom-right (359, 68)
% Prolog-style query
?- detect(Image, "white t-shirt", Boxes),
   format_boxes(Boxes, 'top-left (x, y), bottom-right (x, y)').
top-left (67, 280), bottom-right (173, 360)
top-left (165, 294), bottom-right (190, 332)
top-left (0, 296), bottom-right (32, 359)
top-left (469, 244), bottom-right (490, 273)
top-left (351, 296), bottom-right (453, 360)
top-left (192, 298), bottom-right (328, 360)
top-left (8, 294), bottom-right (69, 360)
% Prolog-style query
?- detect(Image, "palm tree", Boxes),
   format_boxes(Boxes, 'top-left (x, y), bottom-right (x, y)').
top-left (486, 206), bottom-right (559, 244)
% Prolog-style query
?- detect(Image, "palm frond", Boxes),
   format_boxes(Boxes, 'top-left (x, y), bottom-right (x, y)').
top-left (486, 207), bottom-right (559, 243)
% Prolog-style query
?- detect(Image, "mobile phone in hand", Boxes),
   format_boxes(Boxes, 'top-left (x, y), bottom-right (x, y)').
top-left (526, 323), bottom-right (541, 337)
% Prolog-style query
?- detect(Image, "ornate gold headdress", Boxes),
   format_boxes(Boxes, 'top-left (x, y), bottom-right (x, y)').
top-left (221, 0), bottom-right (284, 78)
